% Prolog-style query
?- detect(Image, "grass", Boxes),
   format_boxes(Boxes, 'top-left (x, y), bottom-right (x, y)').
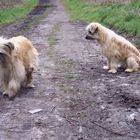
top-left (48, 35), bottom-right (57, 47)
top-left (48, 23), bottom-right (61, 47)
top-left (0, 0), bottom-right (38, 25)
top-left (62, 0), bottom-right (140, 44)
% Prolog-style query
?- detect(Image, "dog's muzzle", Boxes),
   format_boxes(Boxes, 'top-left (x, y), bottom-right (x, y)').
top-left (85, 35), bottom-right (94, 40)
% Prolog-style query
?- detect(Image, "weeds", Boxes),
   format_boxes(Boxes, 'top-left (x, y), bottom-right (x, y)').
top-left (62, 0), bottom-right (140, 45)
top-left (0, 0), bottom-right (38, 25)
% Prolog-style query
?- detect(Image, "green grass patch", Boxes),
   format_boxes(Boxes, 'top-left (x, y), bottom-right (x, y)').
top-left (0, 0), bottom-right (38, 25)
top-left (62, 0), bottom-right (140, 44)
top-left (48, 24), bottom-right (61, 47)
top-left (48, 35), bottom-right (57, 47)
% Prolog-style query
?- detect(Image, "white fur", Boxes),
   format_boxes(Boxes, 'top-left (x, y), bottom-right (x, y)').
top-left (0, 36), bottom-right (38, 98)
top-left (86, 22), bottom-right (140, 73)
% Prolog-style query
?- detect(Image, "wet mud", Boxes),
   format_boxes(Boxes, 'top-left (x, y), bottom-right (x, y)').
top-left (0, 0), bottom-right (140, 140)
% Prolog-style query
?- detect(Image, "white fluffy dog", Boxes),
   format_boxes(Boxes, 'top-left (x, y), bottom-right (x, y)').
top-left (85, 22), bottom-right (140, 73)
top-left (0, 36), bottom-right (38, 99)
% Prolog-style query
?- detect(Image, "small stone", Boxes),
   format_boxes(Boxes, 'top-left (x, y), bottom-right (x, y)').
top-left (134, 114), bottom-right (140, 123)
top-left (29, 109), bottom-right (43, 114)
top-left (127, 112), bottom-right (138, 121)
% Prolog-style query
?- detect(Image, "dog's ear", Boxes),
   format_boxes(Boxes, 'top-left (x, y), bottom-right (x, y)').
top-left (0, 52), bottom-right (7, 66)
top-left (94, 26), bottom-right (98, 33)
top-left (4, 42), bottom-right (15, 54)
top-left (91, 25), bottom-right (98, 33)
top-left (88, 24), bottom-right (98, 35)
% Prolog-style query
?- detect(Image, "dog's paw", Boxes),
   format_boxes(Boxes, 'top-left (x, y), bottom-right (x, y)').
top-left (8, 92), bottom-right (16, 100)
top-left (108, 69), bottom-right (117, 73)
top-left (26, 83), bottom-right (35, 88)
top-left (3, 91), bottom-right (8, 95)
top-left (103, 65), bottom-right (109, 70)
top-left (125, 69), bottom-right (133, 73)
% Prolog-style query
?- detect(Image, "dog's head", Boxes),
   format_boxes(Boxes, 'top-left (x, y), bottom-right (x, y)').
top-left (0, 37), bottom-right (14, 66)
top-left (85, 22), bottom-right (100, 41)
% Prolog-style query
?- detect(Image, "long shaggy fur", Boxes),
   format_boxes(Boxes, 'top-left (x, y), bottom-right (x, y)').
top-left (85, 22), bottom-right (140, 73)
top-left (0, 36), bottom-right (38, 98)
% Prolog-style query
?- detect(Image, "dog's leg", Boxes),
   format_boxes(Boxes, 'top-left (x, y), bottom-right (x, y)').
top-left (108, 58), bottom-right (118, 73)
top-left (2, 85), bottom-right (8, 95)
top-left (6, 79), bottom-right (20, 99)
top-left (2, 82), bottom-right (9, 96)
top-left (103, 58), bottom-right (111, 70)
top-left (26, 67), bottom-right (35, 88)
top-left (3, 90), bottom-right (8, 96)
top-left (125, 56), bottom-right (139, 72)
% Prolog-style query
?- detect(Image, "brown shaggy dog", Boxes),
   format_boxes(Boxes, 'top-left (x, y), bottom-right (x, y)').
top-left (85, 22), bottom-right (140, 73)
top-left (0, 36), bottom-right (38, 98)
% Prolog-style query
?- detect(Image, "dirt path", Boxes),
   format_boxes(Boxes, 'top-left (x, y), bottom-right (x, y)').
top-left (0, 0), bottom-right (140, 140)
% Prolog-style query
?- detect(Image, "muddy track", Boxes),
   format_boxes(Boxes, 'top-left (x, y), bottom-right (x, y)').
top-left (0, 0), bottom-right (140, 140)
top-left (0, 0), bottom-right (51, 37)
top-left (19, 0), bottom-right (50, 32)
top-left (29, 0), bottom-right (50, 15)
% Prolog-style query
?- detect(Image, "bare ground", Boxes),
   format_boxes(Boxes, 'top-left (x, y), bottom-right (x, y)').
top-left (0, 0), bottom-right (140, 140)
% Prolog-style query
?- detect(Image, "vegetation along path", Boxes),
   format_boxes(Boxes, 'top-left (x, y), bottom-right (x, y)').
top-left (0, 0), bottom-right (140, 139)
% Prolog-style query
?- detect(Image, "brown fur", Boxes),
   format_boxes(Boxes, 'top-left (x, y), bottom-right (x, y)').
top-left (0, 36), bottom-right (38, 98)
top-left (85, 22), bottom-right (140, 73)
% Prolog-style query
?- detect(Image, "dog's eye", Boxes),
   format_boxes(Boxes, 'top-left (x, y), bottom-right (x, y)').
top-left (88, 31), bottom-right (93, 34)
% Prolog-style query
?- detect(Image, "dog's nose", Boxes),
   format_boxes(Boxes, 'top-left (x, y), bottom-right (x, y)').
top-left (85, 35), bottom-right (88, 39)
top-left (85, 35), bottom-right (92, 40)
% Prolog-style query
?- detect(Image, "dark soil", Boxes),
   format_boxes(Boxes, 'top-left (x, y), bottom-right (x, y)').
top-left (0, 0), bottom-right (140, 140)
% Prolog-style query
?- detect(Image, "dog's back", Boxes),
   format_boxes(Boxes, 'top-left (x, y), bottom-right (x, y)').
top-left (86, 22), bottom-right (140, 73)
top-left (10, 36), bottom-right (38, 69)
top-left (97, 23), bottom-right (140, 59)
